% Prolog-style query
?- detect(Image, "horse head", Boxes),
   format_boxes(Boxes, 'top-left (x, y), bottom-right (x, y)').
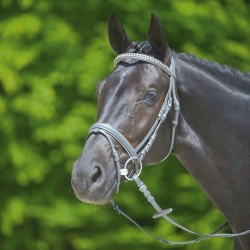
top-left (71, 13), bottom-right (175, 204)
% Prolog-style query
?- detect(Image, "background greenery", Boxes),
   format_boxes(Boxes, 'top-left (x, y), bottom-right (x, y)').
top-left (1, 0), bottom-right (250, 249)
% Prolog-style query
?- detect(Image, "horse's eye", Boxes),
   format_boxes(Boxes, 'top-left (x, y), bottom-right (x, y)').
top-left (145, 91), bottom-right (157, 101)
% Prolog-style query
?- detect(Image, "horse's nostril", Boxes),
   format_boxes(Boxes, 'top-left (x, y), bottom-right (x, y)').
top-left (91, 167), bottom-right (101, 185)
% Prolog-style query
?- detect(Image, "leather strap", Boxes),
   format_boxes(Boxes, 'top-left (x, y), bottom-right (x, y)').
top-left (110, 199), bottom-right (229, 245)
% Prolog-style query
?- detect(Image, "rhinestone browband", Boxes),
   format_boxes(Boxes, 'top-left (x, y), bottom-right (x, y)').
top-left (114, 53), bottom-right (176, 78)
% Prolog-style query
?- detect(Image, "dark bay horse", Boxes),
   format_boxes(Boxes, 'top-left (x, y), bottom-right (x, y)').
top-left (71, 13), bottom-right (250, 249)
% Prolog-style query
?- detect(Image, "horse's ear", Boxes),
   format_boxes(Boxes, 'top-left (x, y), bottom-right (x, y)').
top-left (148, 13), bottom-right (170, 62)
top-left (107, 13), bottom-right (132, 54)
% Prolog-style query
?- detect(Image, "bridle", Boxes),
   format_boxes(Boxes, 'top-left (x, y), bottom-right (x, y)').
top-left (87, 53), bottom-right (250, 245)
top-left (89, 53), bottom-right (179, 192)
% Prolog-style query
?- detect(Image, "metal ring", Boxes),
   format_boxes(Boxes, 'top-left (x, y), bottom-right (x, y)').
top-left (123, 157), bottom-right (142, 181)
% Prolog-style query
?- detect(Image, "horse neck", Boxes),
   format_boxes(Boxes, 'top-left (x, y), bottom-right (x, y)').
top-left (172, 54), bottom-right (250, 232)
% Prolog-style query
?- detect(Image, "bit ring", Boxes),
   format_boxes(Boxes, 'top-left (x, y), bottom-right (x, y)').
top-left (122, 157), bottom-right (142, 181)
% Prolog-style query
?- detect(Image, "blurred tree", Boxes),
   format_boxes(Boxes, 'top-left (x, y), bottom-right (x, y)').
top-left (0, 0), bottom-right (249, 249)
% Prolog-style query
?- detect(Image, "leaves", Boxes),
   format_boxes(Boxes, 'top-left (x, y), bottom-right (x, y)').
top-left (1, 0), bottom-right (249, 249)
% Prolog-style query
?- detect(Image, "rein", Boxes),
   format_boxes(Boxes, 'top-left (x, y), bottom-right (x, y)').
top-left (87, 53), bottom-right (250, 245)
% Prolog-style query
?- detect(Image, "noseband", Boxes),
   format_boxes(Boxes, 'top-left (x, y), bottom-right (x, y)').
top-left (86, 53), bottom-right (250, 245)
top-left (88, 53), bottom-right (180, 193)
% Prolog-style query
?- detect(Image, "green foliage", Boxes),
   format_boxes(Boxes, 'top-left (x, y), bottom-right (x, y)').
top-left (0, 0), bottom-right (249, 249)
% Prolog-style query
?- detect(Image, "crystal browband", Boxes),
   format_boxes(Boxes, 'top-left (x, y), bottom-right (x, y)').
top-left (114, 53), bottom-right (176, 78)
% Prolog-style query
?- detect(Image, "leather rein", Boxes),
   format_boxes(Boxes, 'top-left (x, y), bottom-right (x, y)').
top-left (87, 53), bottom-right (250, 245)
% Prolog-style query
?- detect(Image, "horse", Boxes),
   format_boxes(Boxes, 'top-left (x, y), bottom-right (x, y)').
top-left (71, 13), bottom-right (250, 249)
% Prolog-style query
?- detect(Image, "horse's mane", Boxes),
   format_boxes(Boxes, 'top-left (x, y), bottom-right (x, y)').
top-left (130, 41), bottom-right (152, 54)
top-left (130, 41), bottom-right (250, 87)
top-left (176, 52), bottom-right (250, 86)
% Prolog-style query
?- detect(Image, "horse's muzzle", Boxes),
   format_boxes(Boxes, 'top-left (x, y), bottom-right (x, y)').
top-left (71, 158), bottom-right (115, 204)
